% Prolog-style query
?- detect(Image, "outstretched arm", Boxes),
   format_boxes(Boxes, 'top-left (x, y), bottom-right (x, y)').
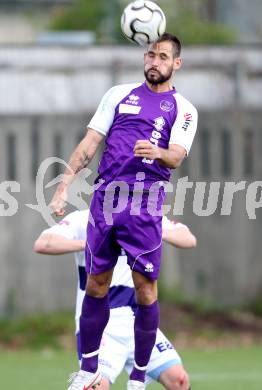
top-left (162, 225), bottom-right (197, 248)
top-left (34, 233), bottom-right (85, 255)
top-left (34, 224), bottom-right (197, 255)
top-left (50, 128), bottom-right (104, 216)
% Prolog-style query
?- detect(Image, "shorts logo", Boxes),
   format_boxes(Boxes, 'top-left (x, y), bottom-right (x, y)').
top-left (120, 248), bottom-right (126, 256)
top-left (156, 341), bottom-right (174, 352)
top-left (145, 263), bottom-right (154, 273)
top-left (160, 100), bottom-right (174, 112)
top-left (98, 358), bottom-right (112, 369)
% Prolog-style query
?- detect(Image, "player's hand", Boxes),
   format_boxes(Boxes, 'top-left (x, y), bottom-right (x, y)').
top-left (49, 187), bottom-right (68, 216)
top-left (134, 140), bottom-right (161, 160)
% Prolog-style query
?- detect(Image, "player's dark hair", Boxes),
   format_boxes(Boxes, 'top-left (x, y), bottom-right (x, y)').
top-left (156, 32), bottom-right (182, 58)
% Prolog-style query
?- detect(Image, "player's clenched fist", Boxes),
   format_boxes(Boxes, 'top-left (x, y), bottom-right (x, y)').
top-left (134, 140), bottom-right (161, 160)
top-left (49, 187), bottom-right (68, 216)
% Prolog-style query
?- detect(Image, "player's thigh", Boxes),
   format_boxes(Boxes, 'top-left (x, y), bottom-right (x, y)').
top-left (98, 332), bottom-right (128, 385)
top-left (116, 191), bottom-right (163, 280)
top-left (86, 190), bottom-right (120, 275)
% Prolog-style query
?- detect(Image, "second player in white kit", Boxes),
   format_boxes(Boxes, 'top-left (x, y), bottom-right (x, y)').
top-left (35, 210), bottom-right (196, 389)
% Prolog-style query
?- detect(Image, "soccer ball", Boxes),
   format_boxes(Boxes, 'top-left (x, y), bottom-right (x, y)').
top-left (121, 0), bottom-right (166, 46)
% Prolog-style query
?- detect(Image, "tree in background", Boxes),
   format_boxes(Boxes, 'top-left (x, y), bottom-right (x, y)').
top-left (49, 0), bottom-right (236, 45)
top-left (162, 0), bottom-right (235, 44)
top-left (49, 0), bottom-right (122, 43)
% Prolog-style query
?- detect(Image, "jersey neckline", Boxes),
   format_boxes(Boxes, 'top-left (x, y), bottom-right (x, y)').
top-left (142, 81), bottom-right (176, 96)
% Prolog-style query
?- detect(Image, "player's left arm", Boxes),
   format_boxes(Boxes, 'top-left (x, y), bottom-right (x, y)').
top-left (134, 142), bottom-right (186, 168)
top-left (134, 95), bottom-right (198, 168)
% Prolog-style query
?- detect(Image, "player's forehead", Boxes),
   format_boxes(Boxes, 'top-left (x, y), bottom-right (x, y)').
top-left (147, 41), bottom-right (173, 56)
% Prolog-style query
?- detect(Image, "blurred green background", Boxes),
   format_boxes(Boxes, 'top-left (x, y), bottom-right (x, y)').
top-left (1, 0), bottom-right (259, 45)
top-left (1, 1), bottom-right (262, 389)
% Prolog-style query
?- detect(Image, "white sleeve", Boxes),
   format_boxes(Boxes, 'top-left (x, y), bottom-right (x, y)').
top-left (169, 93), bottom-right (198, 155)
top-left (87, 86), bottom-right (118, 136)
top-left (40, 211), bottom-right (81, 239)
top-left (87, 83), bottom-right (142, 136)
top-left (162, 215), bottom-right (189, 231)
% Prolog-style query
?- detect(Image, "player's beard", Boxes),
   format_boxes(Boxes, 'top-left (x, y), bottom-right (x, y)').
top-left (144, 67), bottom-right (173, 85)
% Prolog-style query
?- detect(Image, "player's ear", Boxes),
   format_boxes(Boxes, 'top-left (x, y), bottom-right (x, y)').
top-left (173, 57), bottom-right (182, 70)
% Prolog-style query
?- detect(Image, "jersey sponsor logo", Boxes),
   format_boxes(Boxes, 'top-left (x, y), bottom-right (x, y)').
top-left (125, 94), bottom-right (140, 105)
top-left (119, 103), bottom-right (141, 114)
top-left (142, 117), bottom-right (165, 165)
top-left (145, 262), bottom-right (154, 272)
top-left (160, 100), bottom-right (174, 112)
top-left (182, 112), bottom-right (193, 131)
top-left (154, 116), bottom-right (165, 131)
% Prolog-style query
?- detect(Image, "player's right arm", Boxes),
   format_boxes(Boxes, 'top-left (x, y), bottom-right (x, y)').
top-left (50, 129), bottom-right (104, 216)
top-left (50, 84), bottom-right (140, 216)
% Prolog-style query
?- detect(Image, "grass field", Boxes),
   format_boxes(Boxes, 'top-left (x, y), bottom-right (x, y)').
top-left (1, 346), bottom-right (262, 390)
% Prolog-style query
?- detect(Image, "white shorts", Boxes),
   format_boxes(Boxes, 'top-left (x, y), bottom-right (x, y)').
top-left (97, 307), bottom-right (182, 385)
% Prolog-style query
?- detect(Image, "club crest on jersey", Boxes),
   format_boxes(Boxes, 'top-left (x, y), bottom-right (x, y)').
top-left (145, 263), bottom-right (154, 273)
top-left (160, 100), bottom-right (174, 112)
top-left (154, 116), bottom-right (165, 131)
top-left (182, 112), bottom-right (193, 131)
top-left (125, 94), bottom-right (140, 105)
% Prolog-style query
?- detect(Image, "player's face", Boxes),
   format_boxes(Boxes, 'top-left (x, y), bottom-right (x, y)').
top-left (144, 41), bottom-right (182, 85)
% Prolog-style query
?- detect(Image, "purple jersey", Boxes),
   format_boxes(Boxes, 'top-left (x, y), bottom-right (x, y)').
top-left (88, 82), bottom-right (197, 190)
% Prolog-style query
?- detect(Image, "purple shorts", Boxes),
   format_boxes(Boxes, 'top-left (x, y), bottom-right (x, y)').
top-left (85, 188), bottom-right (165, 280)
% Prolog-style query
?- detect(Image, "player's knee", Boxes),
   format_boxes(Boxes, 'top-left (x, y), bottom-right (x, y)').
top-left (86, 274), bottom-right (111, 297)
top-left (99, 376), bottom-right (110, 390)
top-left (135, 284), bottom-right (157, 304)
top-left (160, 365), bottom-right (190, 390)
top-left (86, 280), bottom-right (108, 297)
top-left (133, 273), bottom-right (157, 304)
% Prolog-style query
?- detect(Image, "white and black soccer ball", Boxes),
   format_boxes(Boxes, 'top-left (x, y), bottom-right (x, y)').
top-left (121, 0), bottom-right (166, 46)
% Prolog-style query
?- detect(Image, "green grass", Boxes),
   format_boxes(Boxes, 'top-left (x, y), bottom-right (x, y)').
top-left (183, 347), bottom-right (262, 390)
top-left (0, 312), bottom-right (74, 349)
top-left (1, 346), bottom-right (262, 389)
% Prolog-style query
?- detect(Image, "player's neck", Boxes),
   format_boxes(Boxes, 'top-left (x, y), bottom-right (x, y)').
top-left (145, 80), bottom-right (173, 93)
